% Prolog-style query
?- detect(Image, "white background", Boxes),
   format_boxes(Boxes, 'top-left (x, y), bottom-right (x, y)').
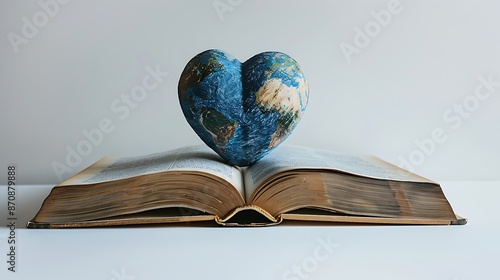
top-left (1, 0), bottom-right (500, 184)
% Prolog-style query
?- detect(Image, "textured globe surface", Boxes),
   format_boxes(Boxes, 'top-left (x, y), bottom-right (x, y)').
top-left (178, 49), bottom-right (309, 166)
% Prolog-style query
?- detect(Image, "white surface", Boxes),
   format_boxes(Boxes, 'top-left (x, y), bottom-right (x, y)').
top-left (0, 181), bottom-right (499, 279)
top-left (1, 1), bottom-right (500, 184)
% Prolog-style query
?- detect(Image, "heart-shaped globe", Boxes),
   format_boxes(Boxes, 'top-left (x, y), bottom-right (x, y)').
top-left (178, 49), bottom-right (309, 166)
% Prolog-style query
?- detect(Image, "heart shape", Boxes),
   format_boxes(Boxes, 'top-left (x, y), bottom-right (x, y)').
top-left (178, 49), bottom-right (309, 166)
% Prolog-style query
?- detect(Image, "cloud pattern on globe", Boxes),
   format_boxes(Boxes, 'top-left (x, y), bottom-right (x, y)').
top-left (178, 49), bottom-right (309, 166)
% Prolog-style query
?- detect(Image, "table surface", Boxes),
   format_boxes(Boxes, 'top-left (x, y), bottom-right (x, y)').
top-left (0, 181), bottom-right (498, 280)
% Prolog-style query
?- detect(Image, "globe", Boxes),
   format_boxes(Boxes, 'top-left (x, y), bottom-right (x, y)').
top-left (178, 49), bottom-right (309, 166)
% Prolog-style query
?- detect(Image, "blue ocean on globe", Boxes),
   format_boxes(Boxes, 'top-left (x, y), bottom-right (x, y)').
top-left (178, 49), bottom-right (309, 166)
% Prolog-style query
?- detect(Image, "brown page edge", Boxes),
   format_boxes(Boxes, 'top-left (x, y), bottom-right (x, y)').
top-left (280, 212), bottom-right (467, 225)
top-left (26, 214), bottom-right (217, 229)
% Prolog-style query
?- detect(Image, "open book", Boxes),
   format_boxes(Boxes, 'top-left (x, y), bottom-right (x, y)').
top-left (28, 145), bottom-right (466, 228)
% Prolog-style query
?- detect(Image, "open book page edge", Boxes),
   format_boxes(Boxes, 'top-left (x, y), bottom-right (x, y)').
top-left (244, 145), bottom-right (438, 202)
top-left (280, 212), bottom-right (466, 225)
top-left (59, 146), bottom-right (240, 182)
top-left (27, 214), bottom-right (217, 228)
top-left (58, 157), bottom-right (117, 186)
top-left (367, 155), bottom-right (438, 184)
top-left (55, 145), bottom-right (245, 202)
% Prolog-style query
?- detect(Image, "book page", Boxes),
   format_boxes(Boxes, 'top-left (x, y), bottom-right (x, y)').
top-left (60, 145), bottom-right (244, 196)
top-left (243, 145), bottom-right (435, 202)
